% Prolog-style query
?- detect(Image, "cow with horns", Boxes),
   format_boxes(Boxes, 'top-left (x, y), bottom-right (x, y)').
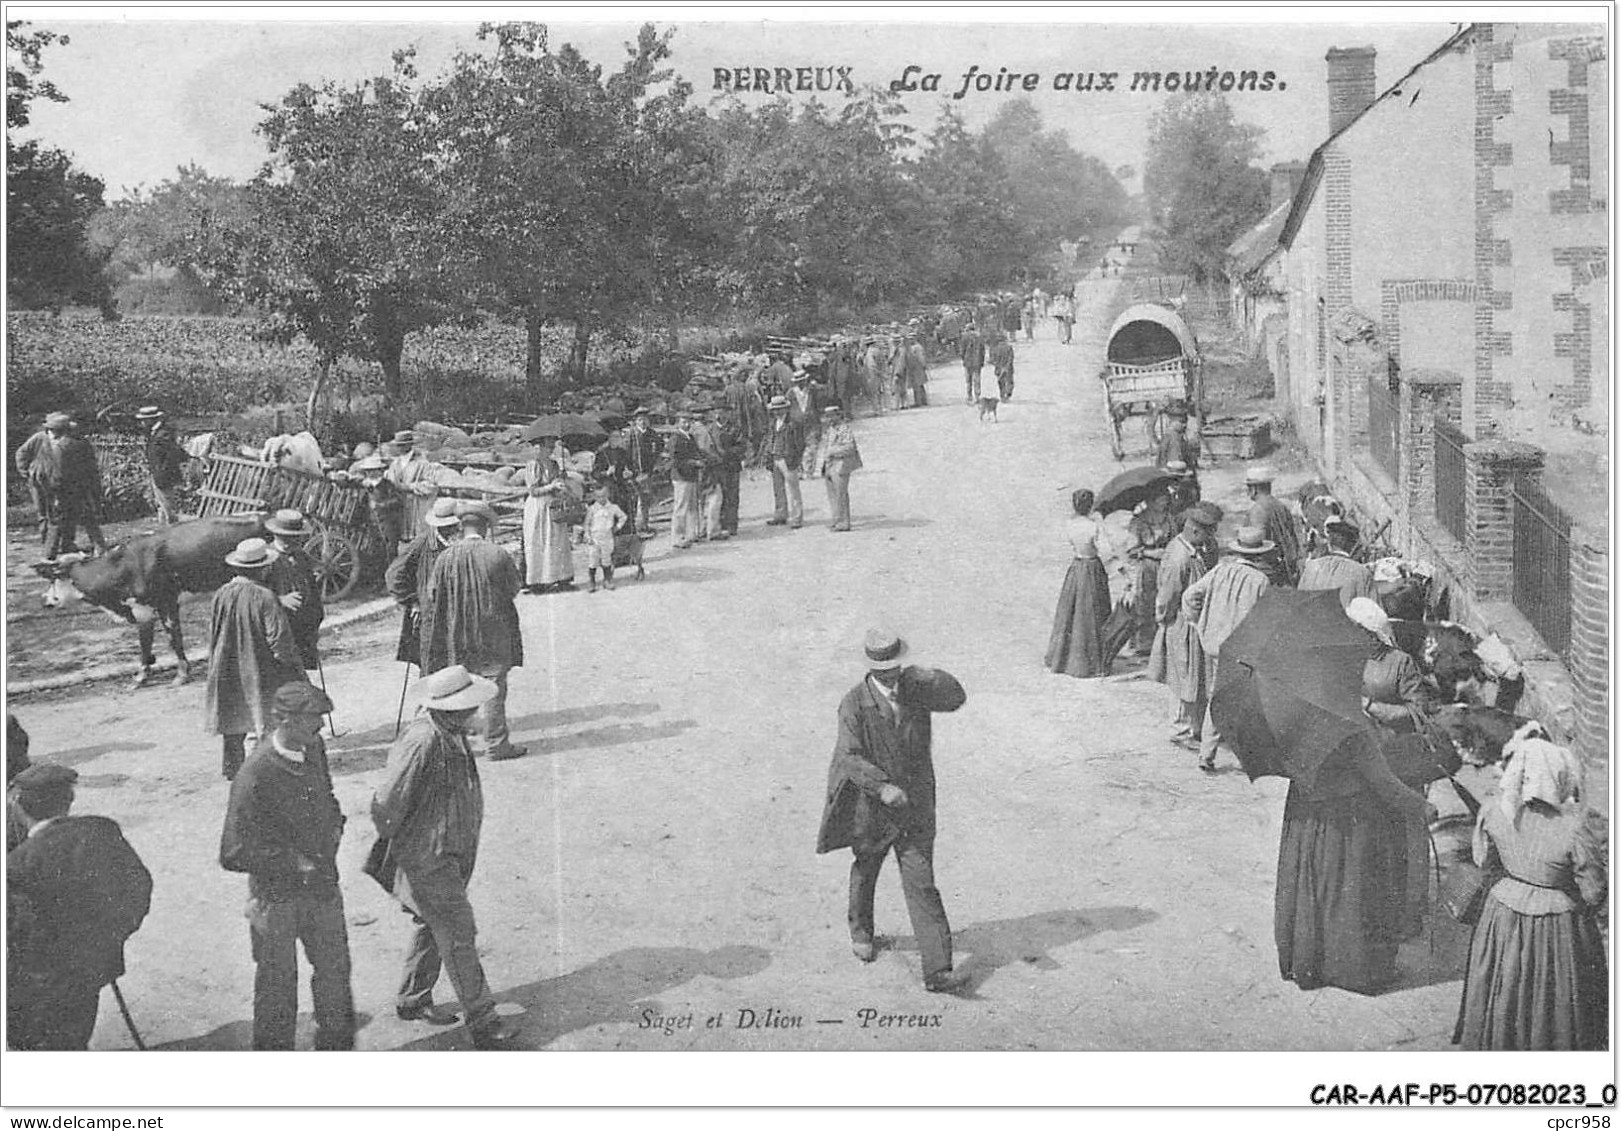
top-left (31, 515), bottom-right (269, 688)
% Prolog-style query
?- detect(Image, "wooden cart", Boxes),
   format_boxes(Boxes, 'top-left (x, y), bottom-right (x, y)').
top-left (1099, 304), bottom-right (1203, 461)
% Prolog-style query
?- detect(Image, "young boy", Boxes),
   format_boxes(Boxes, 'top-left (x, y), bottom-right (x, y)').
top-left (583, 485), bottom-right (629, 592)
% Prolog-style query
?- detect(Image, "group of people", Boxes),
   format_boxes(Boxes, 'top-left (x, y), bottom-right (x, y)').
top-left (1041, 442), bottom-right (1606, 1049)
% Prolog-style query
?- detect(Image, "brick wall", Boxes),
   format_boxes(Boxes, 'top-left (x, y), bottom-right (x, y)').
top-left (1474, 25), bottom-right (1515, 433)
top-left (1568, 525), bottom-right (1609, 760)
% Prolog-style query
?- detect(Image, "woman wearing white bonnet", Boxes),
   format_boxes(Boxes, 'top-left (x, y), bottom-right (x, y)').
top-left (1455, 723), bottom-right (1607, 1049)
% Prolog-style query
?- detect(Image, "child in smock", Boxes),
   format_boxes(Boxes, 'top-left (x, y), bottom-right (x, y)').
top-left (584, 485), bottom-right (629, 592)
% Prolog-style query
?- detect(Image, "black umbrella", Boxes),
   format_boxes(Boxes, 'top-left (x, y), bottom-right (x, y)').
top-left (594, 410), bottom-right (631, 433)
top-left (1095, 466), bottom-right (1177, 515)
top-left (1210, 588), bottom-right (1375, 790)
top-left (520, 413), bottom-right (607, 447)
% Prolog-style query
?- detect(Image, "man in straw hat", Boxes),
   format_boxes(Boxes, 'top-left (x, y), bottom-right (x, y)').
top-left (385, 497), bottom-right (462, 668)
top-left (7, 762), bottom-right (152, 1049)
top-left (265, 509), bottom-right (325, 671)
top-left (1297, 517), bottom-right (1377, 610)
top-left (419, 502), bottom-right (526, 761)
top-left (815, 630), bottom-right (971, 994)
top-left (206, 538), bottom-right (309, 782)
top-left (384, 429), bottom-right (444, 539)
top-left (1244, 466), bottom-right (1301, 584)
top-left (1180, 525), bottom-right (1274, 772)
top-left (219, 681), bottom-right (355, 1050)
top-left (1151, 502), bottom-right (1222, 750)
top-left (626, 407), bottom-right (663, 534)
top-left (370, 665), bottom-right (516, 1048)
top-left (762, 395), bottom-right (805, 529)
top-left (135, 405), bottom-right (191, 525)
top-left (814, 404), bottom-right (863, 533)
top-left (664, 408), bottom-right (705, 550)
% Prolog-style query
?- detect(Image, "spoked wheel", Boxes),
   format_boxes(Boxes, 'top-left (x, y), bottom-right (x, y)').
top-left (307, 528), bottom-right (363, 602)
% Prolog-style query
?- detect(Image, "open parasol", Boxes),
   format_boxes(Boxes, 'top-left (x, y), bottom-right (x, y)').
top-left (520, 413), bottom-right (607, 447)
top-left (593, 410), bottom-right (631, 433)
top-left (1209, 588), bottom-right (1376, 790)
top-left (1095, 466), bottom-right (1178, 515)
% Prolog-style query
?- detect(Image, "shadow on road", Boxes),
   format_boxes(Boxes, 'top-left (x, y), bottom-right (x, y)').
top-left (48, 740), bottom-right (158, 768)
top-left (1390, 914), bottom-right (1470, 993)
top-left (889, 906), bottom-right (1158, 993)
top-left (637, 564), bottom-right (734, 585)
top-left (396, 943), bottom-right (773, 1051)
top-left (151, 1010), bottom-right (377, 1052)
top-left (849, 516), bottom-right (932, 532)
top-left (533, 718), bottom-right (698, 756)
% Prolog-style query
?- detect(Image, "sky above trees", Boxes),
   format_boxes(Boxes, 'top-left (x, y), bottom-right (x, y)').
top-left (16, 14), bottom-right (1463, 200)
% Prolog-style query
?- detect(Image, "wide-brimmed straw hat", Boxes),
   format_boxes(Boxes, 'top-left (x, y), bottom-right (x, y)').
top-left (265, 509), bottom-right (312, 538)
top-left (419, 664), bottom-right (498, 711)
top-left (425, 498), bottom-right (462, 528)
top-left (767, 395), bottom-right (790, 411)
top-left (135, 405), bottom-right (165, 422)
top-left (351, 454), bottom-right (387, 473)
top-left (864, 629), bottom-right (908, 671)
top-left (1227, 526), bottom-right (1275, 556)
top-left (1185, 502), bottom-right (1222, 528)
top-left (1244, 466), bottom-right (1275, 486)
top-left (44, 412), bottom-right (71, 430)
top-left (225, 537), bottom-right (280, 570)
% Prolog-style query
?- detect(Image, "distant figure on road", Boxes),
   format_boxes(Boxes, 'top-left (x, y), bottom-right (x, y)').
top-left (419, 503), bottom-right (526, 762)
top-left (1045, 488), bottom-right (1117, 679)
top-left (762, 396), bottom-right (805, 530)
top-left (7, 763), bottom-right (152, 1050)
top-left (219, 681), bottom-right (355, 1051)
top-left (16, 412), bottom-right (109, 559)
top-left (989, 333), bottom-right (1015, 401)
top-left (1052, 292), bottom-right (1075, 345)
top-left (814, 405), bottom-right (862, 533)
top-left (370, 665), bottom-right (516, 1049)
top-left (862, 339), bottom-right (889, 415)
top-left (816, 630), bottom-right (971, 994)
top-left (959, 324), bottom-right (986, 403)
top-left (1180, 525), bottom-right (1274, 773)
top-left (206, 538), bottom-right (308, 781)
top-left (902, 337), bottom-right (929, 409)
top-left (1244, 467), bottom-right (1302, 584)
top-left (135, 405), bottom-right (191, 524)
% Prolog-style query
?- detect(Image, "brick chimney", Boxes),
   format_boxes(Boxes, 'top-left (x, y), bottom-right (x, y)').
top-left (1326, 46), bottom-right (1377, 135)
top-left (1270, 161), bottom-right (1307, 211)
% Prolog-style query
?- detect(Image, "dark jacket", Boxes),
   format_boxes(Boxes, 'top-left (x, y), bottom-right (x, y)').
top-left (420, 535), bottom-right (524, 673)
top-left (762, 417), bottom-right (805, 466)
top-left (816, 666), bottom-right (967, 855)
top-left (220, 735), bottom-right (344, 901)
top-left (960, 332), bottom-right (986, 369)
top-left (268, 546), bottom-right (324, 670)
top-left (7, 815), bottom-right (152, 985)
top-left (627, 427), bottom-right (663, 477)
top-left (385, 527), bottom-right (447, 665)
top-left (145, 423), bottom-right (189, 489)
top-left (665, 429), bottom-right (705, 483)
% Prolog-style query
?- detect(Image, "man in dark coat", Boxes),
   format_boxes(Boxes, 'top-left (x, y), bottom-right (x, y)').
top-left (959, 324), bottom-right (986, 402)
top-left (386, 498), bottom-right (462, 667)
top-left (419, 503), bottom-right (526, 761)
top-left (664, 410), bottom-right (705, 550)
top-left (6, 714), bottom-right (32, 852)
top-left (265, 509), bottom-right (324, 671)
top-left (17, 412), bottom-right (109, 559)
top-left (989, 334), bottom-right (1016, 401)
top-left (371, 665), bottom-right (515, 1049)
top-left (206, 538), bottom-right (308, 781)
top-left (1155, 404), bottom-right (1200, 473)
top-left (762, 396), bottom-right (805, 529)
top-left (135, 405), bottom-right (190, 524)
top-left (816, 630), bottom-right (971, 994)
top-left (625, 409), bottom-right (664, 533)
top-left (7, 763), bottom-right (152, 1049)
top-left (1244, 466), bottom-right (1302, 584)
top-left (219, 681), bottom-right (355, 1051)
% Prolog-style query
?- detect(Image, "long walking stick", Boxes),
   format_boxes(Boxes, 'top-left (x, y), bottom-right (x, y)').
top-left (314, 652), bottom-right (343, 738)
top-left (393, 661), bottom-right (414, 739)
top-left (110, 980), bottom-right (146, 1050)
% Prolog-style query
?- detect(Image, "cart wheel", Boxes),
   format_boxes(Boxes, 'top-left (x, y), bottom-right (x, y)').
top-left (308, 529), bottom-right (362, 602)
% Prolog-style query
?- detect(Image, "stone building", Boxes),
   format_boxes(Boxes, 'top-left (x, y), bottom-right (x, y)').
top-left (1261, 23), bottom-right (1609, 758)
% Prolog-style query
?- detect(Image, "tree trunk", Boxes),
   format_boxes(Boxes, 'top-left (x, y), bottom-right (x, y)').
top-left (379, 332), bottom-right (405, 405)
top-left (306, 355), bottom-right (333, 435)
top-left (569, 320), bottom-right (592, 383)
top-left (525, 307), bottom-right (549, 399)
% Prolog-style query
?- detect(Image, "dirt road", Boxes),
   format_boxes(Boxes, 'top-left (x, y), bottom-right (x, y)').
top-left (10, 273), bottom-right (1478, 1055)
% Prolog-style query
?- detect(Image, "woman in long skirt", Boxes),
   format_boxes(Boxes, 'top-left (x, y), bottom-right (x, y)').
top-left (1275, 730), bottom-right (1435, 994)
top-left (1045, 488), bottom-right (1115, 678)
top-left (1455, 729), bottom-right (1607, 1049)
top-left (516, 442), bottom-right (576, 592)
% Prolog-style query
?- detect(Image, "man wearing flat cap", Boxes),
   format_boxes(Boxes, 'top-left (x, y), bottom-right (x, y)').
top-left (16, 411), bottom-right (109, 558)
top-left (1244, 466), bottom-right (1301, 584)
top-left (1181, 525), bottom-right (1274, 772)
top-left (266, 509), bottom-right (325, 670)
top-left (1297, 517), bottom-right (1377, 609)
top-left (220, 681), bottom-right (355, 1050)
top-left (420, 502), bottom-right (525, 761)
top-left (206, 538), bottom-right (309, 781)
top-left (1150, 502), bottom-right (1222, 750)
top-left (136, 406), bottom-right (191, 524)
top-left (816, 631), bottom-right (971, 994)
top-left (7, 762), bottom-right (152, 1049)
top-left (370, 665), bottom-right (515, 1049)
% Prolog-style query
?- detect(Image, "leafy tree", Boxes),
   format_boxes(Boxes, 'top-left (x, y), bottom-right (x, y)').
top-left (434, 22), bottom-right (715, 391)
top-left (223, 51), bottom-right (457, 414)
top-left (1143, 92), bottom-right (1269, 281)
top-left (6, 21), bottom-right (115, 316)
top-left (909, 105), bottom-right (1027, 294)
top-left (92, 164), bottom-right (252, 313)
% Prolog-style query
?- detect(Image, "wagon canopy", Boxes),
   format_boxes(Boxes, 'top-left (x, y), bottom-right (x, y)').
top-left (1106, 304), bottom-right (1198, 367)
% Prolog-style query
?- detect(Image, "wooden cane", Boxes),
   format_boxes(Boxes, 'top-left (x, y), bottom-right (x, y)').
top-left (111, 980), bottom-right (146, 1050)
top-left (393, 661), bottom-right (414, 739)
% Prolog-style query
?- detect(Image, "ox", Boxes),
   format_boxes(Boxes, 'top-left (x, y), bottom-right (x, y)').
top-left (32, 514), bottom-right (267, 688)
top-left (1296, 480), bottom-right (1343, 557)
